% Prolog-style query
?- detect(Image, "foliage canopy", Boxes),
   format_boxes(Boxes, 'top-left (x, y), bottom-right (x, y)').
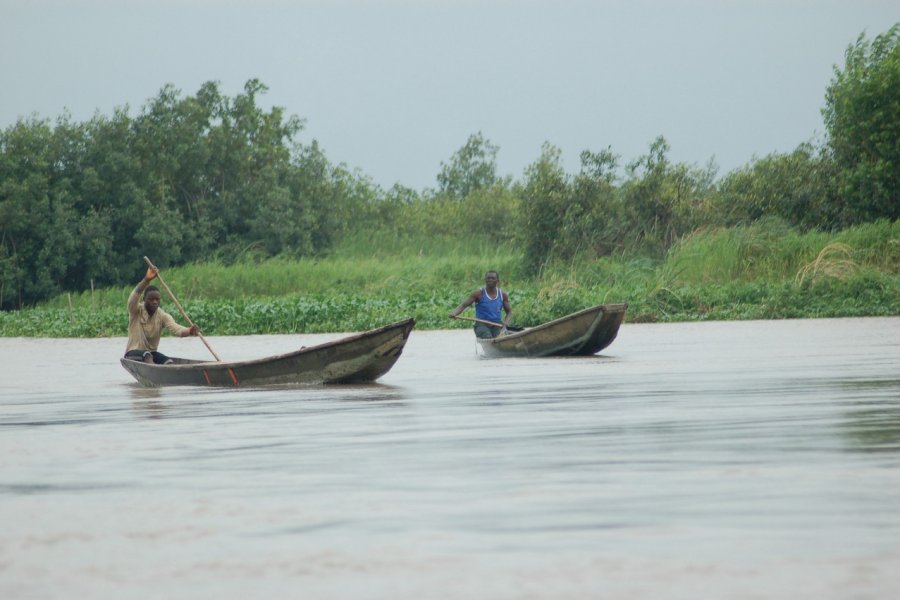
top-left (1, 24), bottom-right (898, 311)
top-left (823, 23), bottom-right (900, 225)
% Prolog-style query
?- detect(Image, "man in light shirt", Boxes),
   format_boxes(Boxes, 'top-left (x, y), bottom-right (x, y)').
top-left (124, 266), bottom-right (199, 364)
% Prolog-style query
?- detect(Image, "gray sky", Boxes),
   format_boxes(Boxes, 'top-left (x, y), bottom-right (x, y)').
top-left (2, 0), bottom-right (898, 190)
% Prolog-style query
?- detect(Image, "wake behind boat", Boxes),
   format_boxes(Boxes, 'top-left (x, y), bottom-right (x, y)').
top-left (476, 304), bottom-right (627, 358)
top-left (121, 318), bottom-right (415, 387)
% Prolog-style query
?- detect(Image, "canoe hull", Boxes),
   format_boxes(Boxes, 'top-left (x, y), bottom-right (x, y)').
top-left (476, 304), bottom-right (626, 358)
top-left (120, 318), bottom-right (415, 388)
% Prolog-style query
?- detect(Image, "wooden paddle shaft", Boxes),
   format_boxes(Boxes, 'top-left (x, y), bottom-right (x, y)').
top-left (143, 256), bottom-right (222, 362)
top-left (451, 315), bottom-right (506, 328)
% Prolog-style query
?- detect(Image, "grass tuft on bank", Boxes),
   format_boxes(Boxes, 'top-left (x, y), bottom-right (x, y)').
top-left (2, 221), bottom-right (897, 337)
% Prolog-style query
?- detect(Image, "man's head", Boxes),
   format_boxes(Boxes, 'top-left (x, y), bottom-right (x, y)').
top-left (484, 270), bottom-right (500, 289)
top-left (143, 285), bottom-right (162, 315)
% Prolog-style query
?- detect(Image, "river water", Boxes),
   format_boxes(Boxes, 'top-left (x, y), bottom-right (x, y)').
top-left (1, 317), bottom-right (899, 599)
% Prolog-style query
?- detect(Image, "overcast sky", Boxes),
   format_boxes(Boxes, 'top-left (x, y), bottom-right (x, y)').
top-left (2, 0), bottom-right (898, 190)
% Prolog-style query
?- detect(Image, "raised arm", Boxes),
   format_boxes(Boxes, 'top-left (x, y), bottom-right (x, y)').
top-left (128, 267), bottom-right (158, 314)
top-left (449, 290), bottom-right (482, 319)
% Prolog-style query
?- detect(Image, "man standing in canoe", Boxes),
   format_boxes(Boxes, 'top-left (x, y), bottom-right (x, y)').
top-left (449, 270), bottom-right (513, 338)
top-left (124, 266), bottom-right (199, 364)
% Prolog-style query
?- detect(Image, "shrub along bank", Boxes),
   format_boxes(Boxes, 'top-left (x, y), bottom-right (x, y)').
top-left (2, 220), bottom-right (897, 337)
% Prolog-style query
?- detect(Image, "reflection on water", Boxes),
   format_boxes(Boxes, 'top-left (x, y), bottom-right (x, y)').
top-left (131, 399), bottom-right (167, 420)
top-left (838, 378), bottom-right (900, 451)
top-left (1, 318), bottom-right (899, 599)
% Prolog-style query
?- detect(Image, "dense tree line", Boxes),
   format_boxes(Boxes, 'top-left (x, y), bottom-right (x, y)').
top-left (1, 25), bottom-right (897, 308)
top-left (0, 79), bottom-right (378, 308)
top-left (382, 24), bottom-right (899, 274)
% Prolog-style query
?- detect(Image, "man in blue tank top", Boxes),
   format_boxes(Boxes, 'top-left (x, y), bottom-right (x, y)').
top-left (449, 270), bottom-right (513, 338)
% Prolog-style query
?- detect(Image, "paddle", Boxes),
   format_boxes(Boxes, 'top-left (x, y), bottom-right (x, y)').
top-left (450, 315), bottom-right (524, 332)
top-left (143, 256), bottom-right (222, 362)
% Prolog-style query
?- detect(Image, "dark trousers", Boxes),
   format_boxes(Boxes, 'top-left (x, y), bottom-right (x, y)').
top-left (124, 350), bottom-right (173, 364)
top-left (474, 323), bottom-right (503, 339)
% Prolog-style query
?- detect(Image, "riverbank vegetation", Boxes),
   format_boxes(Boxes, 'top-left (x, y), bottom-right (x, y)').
top-left (2, 219), bottom-right (897, 337)
top-left (1, 25), bottom-right (898, 336)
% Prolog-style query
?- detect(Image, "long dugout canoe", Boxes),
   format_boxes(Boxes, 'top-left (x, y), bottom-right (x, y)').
top-left (121, 318), bottom-right (415, 387)
top-left (476, 304), bottom-right (627, 358)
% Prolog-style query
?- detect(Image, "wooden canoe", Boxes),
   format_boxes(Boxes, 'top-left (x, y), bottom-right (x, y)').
top-left (476, 304), bottom-right (627, 358)
top-left (120, 318), bottom-right (415, 387)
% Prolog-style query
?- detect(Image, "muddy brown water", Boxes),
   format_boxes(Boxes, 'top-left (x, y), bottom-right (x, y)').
top-left (2, 317), bottom-right (899, 598)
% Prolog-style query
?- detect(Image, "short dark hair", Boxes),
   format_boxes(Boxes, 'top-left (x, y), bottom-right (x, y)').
top-left (485, 270), bottom-right (499, 278)
top-left (144, 285), bottom-right (160, 298)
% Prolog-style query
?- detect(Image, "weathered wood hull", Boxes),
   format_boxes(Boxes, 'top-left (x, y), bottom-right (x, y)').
top-left (476, 304), bottom-right (627, 358)
top-left (120, 319), bottom-right (415, 387)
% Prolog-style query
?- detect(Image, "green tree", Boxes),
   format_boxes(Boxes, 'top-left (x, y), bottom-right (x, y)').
top-left (0, 79), bottom-right (340, 306)
top-left (437, 132), bottom-right (502, 199)
top-left (79, 108), bottom-right (147, 282)
top-left (618, 136), bottom-right (717, 255)
top-left (716, 144), bottom-right (840, 229)
top-left (619, 136), bottom-right (677, 253)
top-left (0, 117), bottom-right (67, 307)
top-left (823, 23), bottom-right (900, 224)
top-left (366, 184), bottom-right (420, 234)
top-left (566, 148), bottom-right (622, 257)
top-left (519, 142), bottom-right (569, 273)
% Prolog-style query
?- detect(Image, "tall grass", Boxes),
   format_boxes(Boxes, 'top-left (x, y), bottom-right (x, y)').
top-left (662, 218), bottom-right (899, 284)
top-left (44, 234), bottom-right (522, 310)
top-left (4, 221), bottom-right (897, 337)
